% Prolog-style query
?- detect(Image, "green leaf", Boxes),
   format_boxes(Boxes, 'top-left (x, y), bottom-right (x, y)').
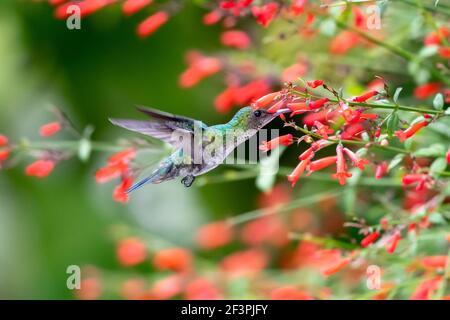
top-left (393, 87), bottom-right (403, 103)
top-left (429, 157), bottom-right (447, 176)
top-left (433, 93), bottom-right (444, 110)
top-left (388, 154), bottom-right (405, 171)
top-left (414, 144), bottom-right (445, 157)
top-left (428, 212), bottom-right (446, 225)
top-left (386, 112), bottom-right (399, 137)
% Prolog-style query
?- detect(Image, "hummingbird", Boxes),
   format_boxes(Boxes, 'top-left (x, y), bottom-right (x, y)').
top-left (109, 105), bottom-right (290, 192)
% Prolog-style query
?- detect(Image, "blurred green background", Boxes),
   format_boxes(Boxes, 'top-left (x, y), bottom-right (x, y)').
top-left (0, 0), bottom-right (255, 299)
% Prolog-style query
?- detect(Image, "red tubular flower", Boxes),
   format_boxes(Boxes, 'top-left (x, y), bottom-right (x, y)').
top-left (303, 110), bottom-right (338, 127)
top-left (421, 256), bottom-right (448, 269)
top-left (49, 0), bottom-right (67, 5)
top-left (321, 257), bottom-right (351, 276)
top-left (410, 276), bottom-right (442, 300)
top-left (196, 221), bottom-right (233, 250)
top-left (113, 175), bottom-right (133, 203)
top-left (402, 173), bottom-right (431, 191)
top-left (0, 134), bottom-right (8, 146)
top-left (288, 102), bottom-right (308, 116)
top-left (122, 0), bottom-right (153, 16)
top-left (220, 30), bottom-right (251, 49)
top-left (281, 62), bottom-right (308, 82)
top-left (352, 90), bottom-right (379, 102)
top-left (214, 86), bottom-right (238, 114)
top-left (39, 122), bottom-right (62, 137)
top-left (306, 80), bottom-right (324, 88)
top-left (0, 148), bottom-right (10, 162)
top-left (386, 231), bottom-right (401, 254)
top-left (95, 162), bottom-right (128, 183)
top-left (267, 99), bottom-right (286, 113)
top-left (234, 79), bottom-right (271, 106)
top-left (424, 26), bottom-right (449, 46)
top-left (446, 149), bottom-right (450, 164)
top-left (289, 0), bottom-right (307, 16)
top-left (343, 148), bottom-right (369, 170)
top-left (271, 286), bottom-right (313, 300)
top-left (299, 139), bottom-right (330, 160)
top-left (116, 237), bottom-right (147, 266)
top-left (332, 144), bottom-right (352, 185)
top-left (251, 2), bottom-right (279, 27)
top-left (203, 10), bottom-right (222, 25)
top-left (184, 277), bottom-right (223, 300)
top-left (359, 113), bottom-right (378, 121)
top-left (55, 0), bottom-right (116, 19)
top-left (395, 121), bottom-right (428, 142)
top-left (179, 52), bottom-right (222, 88)
top-left (439, 47), bottom-right (450, 59)
top-left (108, 148), bottom-right (136, 165)
top-left (414, 82), bottom-right (441, 99)
top-left (287, 156), bottom-right (312, 187)
top-left (375, 161), bottom-right (388, 179)
top-left (314, 121), bottom-right (333, 139)
top-left (309, 98), bottom-right (329, 110)
top-left (220, 249), bottom-right (268, 276)
top-left (329, 31), bottom-right (360, 55)
top-left (240, 216), bottom-right (288, 247)
top-left (252, 91), bottom-right (280, 108)
top-left (25, 160), bottom-right (55, 178)
top-left (361, 231), bottom-right (380, 247)
top-left (153, 247), bottom-right (192, 273)
top-left (341, 123), bottom-right (365, 139)
top-left (152, 275), bottom-right (183, 300)
top-left (308, 156), bottom-right (337, 172)
top-left (137, 11), bottom-right (169, 38)
top-left (259, 134), bottom-right (294, 152)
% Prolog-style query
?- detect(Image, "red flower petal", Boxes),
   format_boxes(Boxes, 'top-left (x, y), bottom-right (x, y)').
top-left (25, 160), bottom-right (55, 178)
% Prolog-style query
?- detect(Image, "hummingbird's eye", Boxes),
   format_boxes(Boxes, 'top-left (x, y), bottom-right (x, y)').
top-left (253, 110), bottom-right (262, 117)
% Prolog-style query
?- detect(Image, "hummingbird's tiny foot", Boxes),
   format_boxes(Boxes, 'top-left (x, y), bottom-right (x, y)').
top-left (181, 175), bottom-right (195, 187)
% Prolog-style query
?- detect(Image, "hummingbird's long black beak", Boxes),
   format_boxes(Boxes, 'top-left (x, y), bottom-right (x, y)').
top-left (274, 108), bottom-right (291, 116)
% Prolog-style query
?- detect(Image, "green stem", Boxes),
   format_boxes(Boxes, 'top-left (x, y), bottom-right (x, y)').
top-left (291, 90), bottom-right (443, 115)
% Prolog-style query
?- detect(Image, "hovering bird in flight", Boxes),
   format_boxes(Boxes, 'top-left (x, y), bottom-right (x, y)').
top-left (110, 105), bottom-right (289, 192)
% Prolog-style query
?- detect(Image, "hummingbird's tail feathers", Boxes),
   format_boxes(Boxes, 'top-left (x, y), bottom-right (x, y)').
top-left (126, 161), bottom-right (174, 193)
top-left (126, 176), bottom-right (154, 194)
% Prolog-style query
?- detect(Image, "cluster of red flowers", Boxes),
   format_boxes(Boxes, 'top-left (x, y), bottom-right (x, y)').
top-left (1, 119), bottom-right (63, 177)
top-left (49, 0), bottom-right (170, 38)
top-left (95, 148), bottom-right (136, 203)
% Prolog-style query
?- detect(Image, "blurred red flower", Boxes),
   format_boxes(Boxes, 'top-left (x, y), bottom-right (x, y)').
top-left (196, 221), bottom-right (233, 249)
top-left (221, 249), bottom-right (268, 276)
top-left (25, 160), bottom-right (55, 178)
top-left (221, 30), bottom-right (251, 49)
top-left (153, 247), bottom-right (192, 273)
top-left (184, 277), bottom-right (223, 300)
top-left (39, 122), bottom-right (62, 137)
top-left (413, 82), bottom-right (441, 99)
top-left (122, 0), bottom-right (153, 16)
top-left (137, 11), bottom-right (169, 38)
top-left (117, 237), bottom-right (147, 266)
top-left (251, 2), bottom-right (279, 27)
top-left (179, 51), bottom-right (222, 88)
top-left (270, 286), bottom-right (313, 300)
top-left (152, 275), bottom-right (183, 299)
top-left (329, 31), bottom-right (360, 55)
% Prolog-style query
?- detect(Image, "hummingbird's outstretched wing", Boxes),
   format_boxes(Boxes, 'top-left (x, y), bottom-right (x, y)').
top-left (109, 106), bottom-right (207, 147)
